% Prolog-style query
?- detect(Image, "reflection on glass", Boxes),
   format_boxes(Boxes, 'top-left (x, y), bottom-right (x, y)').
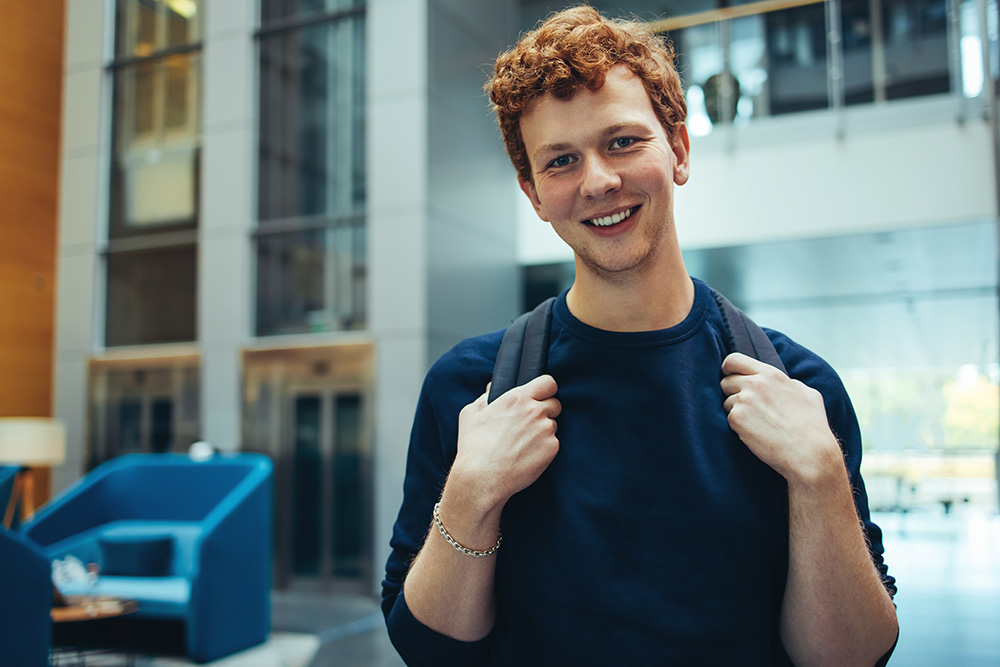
top-left (111, 53), bottom-right (201, 234)
top-left (105, 244), bottom-right (197, 346)
top-left (241, 345), bottom-right (373, 590)
top-left (765, 3), bottom-right (829, 114)
top-left (255, 225), bottom-right (366, 336)
top-left (293, 395), bottom-right (322, 576)
top-left (117, 399), bottom-right (143, 455)
top-left (91, 363), bottom-right (200, 468)
top-left (118, 0), bottom-right (201, 57)
top-left (881, 0), bottom-right (950, 100)
top-left (258, 17), bottom-right (366, 222)
top-left (151, 399), bottom-right (174, 453)
top-left (333, 394), bottom-right (363, 577)
top-left (121, 0), bottom-right (201, 55)
top-left (164, 55), bottom-right (193, 129)
top-left (674, 22), bottom-right (721, 136)
top-left (841, 0), bottom-right (875, 104)
top-left (960, 0), bottom-right (999, 98)
top-left (728, 16), bottom-right (769, 123)
top-left (262, 0), bottom-right (363, 23)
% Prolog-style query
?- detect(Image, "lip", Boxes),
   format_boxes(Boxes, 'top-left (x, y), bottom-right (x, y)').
top-left (581, 205), bottom-right (640, 236)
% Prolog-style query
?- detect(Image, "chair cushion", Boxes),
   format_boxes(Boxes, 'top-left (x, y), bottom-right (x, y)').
top-left (99, 533), bottom-right (175, 577)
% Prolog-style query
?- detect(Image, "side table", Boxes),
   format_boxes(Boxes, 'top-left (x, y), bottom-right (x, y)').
top-left (50, 597), bottom-right (139, 666)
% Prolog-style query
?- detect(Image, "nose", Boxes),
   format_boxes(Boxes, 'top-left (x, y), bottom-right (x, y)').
top-left (579, 154), bottom-right (621, 199)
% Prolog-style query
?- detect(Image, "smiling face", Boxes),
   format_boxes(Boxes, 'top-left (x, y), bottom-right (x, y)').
top-left (518, 66), bottom-right (690, 284)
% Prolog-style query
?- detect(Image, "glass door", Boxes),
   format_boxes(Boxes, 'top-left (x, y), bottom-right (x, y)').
top-left (242, 343), bottom-right (374, 593)
top-left (284, 387), bottom-right (371, 591)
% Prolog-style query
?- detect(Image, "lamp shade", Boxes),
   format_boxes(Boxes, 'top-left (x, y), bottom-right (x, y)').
top-left (0, 418), bottom-right (66, 466)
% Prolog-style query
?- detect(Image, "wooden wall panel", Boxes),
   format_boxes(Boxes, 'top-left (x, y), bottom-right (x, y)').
top-left (0, 0), bottom-right (67, 503)
top-left (0, 1), bottom-right (65, 417)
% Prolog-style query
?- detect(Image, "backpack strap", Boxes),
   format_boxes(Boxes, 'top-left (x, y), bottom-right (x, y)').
top-left (710, 288), bottom-right (787, 376)
top-left (488, 297), bottom-right (555, 404)
top-left (489, 288), bottom-right (786, 403)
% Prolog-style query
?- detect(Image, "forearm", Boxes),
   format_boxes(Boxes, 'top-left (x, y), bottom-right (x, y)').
top-left (781, 448), bottom-right (898, 667)
top-left (403, 480), bottom-right (505, 642)
top-left (394, 375), bottom-right (560, 645)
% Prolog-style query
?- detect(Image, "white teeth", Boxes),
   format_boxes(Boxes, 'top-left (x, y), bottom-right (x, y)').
top-left (590, 208), bottom-right (631, 227)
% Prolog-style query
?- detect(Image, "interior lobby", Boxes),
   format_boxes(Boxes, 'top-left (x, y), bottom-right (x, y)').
top-left (1, 0), bottom-right (998, 664)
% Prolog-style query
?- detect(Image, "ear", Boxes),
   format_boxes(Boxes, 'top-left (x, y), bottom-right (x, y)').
top-left (670, 123), bottom-right (691, 186)
top-left (518, 176), bottom-right (549, 221)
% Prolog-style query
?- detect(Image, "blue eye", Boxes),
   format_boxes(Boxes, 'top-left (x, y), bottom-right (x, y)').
top-left (548, 155), bottom-right (574, 169)
top-left (612, 137), bottom-right (636, 149)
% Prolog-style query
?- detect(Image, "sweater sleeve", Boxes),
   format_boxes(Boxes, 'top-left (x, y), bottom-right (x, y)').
top-left (381, 335), bottom-right (500, 666)
top-left (770, 329), bottom-right (897, 600)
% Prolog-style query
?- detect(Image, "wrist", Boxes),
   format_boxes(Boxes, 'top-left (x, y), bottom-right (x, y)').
top-left (785, 438), bottom-right (849, 494)
top-left (436, 481), bottom-right (505, 552)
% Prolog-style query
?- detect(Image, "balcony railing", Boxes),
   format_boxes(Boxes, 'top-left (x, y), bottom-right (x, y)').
top-left (651, 0), bottom-right (998, 136)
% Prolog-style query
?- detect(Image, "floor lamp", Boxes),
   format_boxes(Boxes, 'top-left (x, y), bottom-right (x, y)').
top-left (0, 418), bottom-right (66, 528)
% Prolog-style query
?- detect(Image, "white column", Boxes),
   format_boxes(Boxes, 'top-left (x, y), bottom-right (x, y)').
top-left (53, 0), bottom-right (110, 493)
top-left (198, 0), bottom-right (256, 451)
top-left (368, 0), bottom-right (432, 591)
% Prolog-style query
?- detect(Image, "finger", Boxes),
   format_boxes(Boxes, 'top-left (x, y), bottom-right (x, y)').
top-left (719, 374), bottom-right (741, 397)
top-left (541, 396), bottom-right (562, 420)
top-left (522, 374), bottom-right (558, 400)
top-left (721, 352), bottom-right (767, 377)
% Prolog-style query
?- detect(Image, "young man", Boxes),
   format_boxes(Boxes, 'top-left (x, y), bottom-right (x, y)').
top-left (383, 7), bottom-right (898, 666)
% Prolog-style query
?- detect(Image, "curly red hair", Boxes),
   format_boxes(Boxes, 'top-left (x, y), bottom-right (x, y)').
top-left (486, 5), bottom-right (687, 184)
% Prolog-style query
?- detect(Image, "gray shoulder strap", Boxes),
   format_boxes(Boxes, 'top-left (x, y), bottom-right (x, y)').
top-left (488, 297), bottom-right (555, 403)
top-left (711, 288), bottom-right (787, 375)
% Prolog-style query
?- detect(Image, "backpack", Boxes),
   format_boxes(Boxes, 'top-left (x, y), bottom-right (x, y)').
top-left (488, 288), bottom-right (786, 403)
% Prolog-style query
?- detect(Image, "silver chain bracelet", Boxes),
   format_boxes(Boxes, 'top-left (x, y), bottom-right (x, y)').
top-left (433, 501), bottom-right (502, 557)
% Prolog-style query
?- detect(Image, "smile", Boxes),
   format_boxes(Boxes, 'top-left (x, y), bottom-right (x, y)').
top-left (586, 207), bottom-right (634, 227)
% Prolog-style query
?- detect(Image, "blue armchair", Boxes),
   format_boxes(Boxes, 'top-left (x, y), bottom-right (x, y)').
top-left (0, 526), bottom-right (52, 666)
top-left (22, 453), bottom-right (273, 664)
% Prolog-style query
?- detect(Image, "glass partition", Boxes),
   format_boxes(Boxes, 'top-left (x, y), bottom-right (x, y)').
top-left (242, 343), bottom-right (374, 592)
top-left (107, 0), bottom-right (203, 347)
top-left (255, 223), bottom-right (366, 335)
top-left (256, 4), bottom-right (366, 336)
top-left (88, 357), bottom-right (201, 470)
top-left (653, 0), bottom-right (995, 136)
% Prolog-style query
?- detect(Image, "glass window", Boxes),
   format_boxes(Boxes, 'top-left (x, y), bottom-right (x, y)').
top-left (256, 4), bottom-right (366, 336)
top-left (960, 0), bottom-right (999, 98)
top-left (107, 0), bottom-right (203, 347)
top-left (258, 17), bottom-right (365, 222)
top-left (117, 0), bottom-right (202, 56)
top-left (673, 22), bottom-right (724, 136)
top-left (105, 244), bottom-right (198, 346)
top-left (841, 0), bottom-right (876, 105)
top-left (111, 50), bottom-right (201, 236)
top-left (881, 0), bottom-right (950, 100)
top-left (764, 3), bottom-right (830, 114)
top-left (262, 0), bottom-right (364, 23)
top-left (255, 224), bottom-right (365, 335)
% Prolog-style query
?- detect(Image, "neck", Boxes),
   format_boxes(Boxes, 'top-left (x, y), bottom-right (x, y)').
top-left (566, 254), bottom-right (694, 332)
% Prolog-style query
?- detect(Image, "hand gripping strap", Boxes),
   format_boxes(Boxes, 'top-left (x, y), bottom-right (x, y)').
top-left (711, 289), bottom-right (787, 376)
top-left (488, 297), bottom-right (555, 404)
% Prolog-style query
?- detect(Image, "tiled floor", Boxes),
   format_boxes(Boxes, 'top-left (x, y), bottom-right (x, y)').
top-left (876, 509), bottom-right (1000, 667)
top-left (90, 509), bottom-right (1000, 666)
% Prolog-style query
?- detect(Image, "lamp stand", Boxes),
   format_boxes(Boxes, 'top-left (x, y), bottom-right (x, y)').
top-left (2, 468), bottom-right (37, 529)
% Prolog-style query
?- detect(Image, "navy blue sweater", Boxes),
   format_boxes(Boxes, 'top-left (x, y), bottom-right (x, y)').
top-left (383, 278), bottom-right (893, 666)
